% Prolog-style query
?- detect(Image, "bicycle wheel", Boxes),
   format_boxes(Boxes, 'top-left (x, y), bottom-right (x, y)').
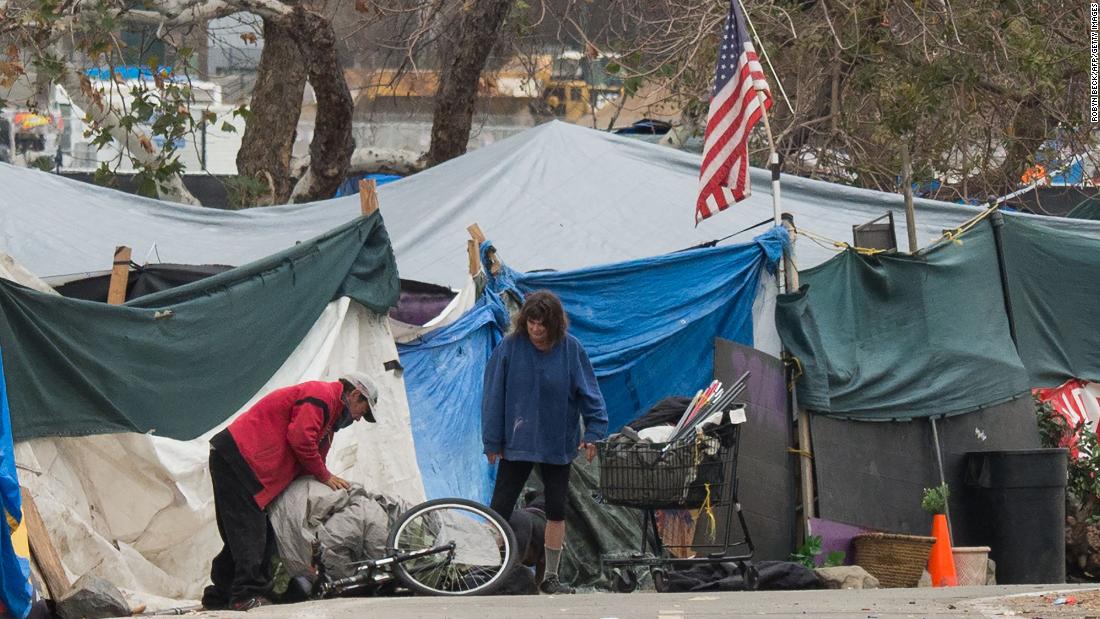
top-left (387, 497), bottom-right (518, 596)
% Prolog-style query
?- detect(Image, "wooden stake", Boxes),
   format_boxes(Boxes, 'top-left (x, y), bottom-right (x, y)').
top-left (106, 246), bottom-right (131, 305)
top-left (782, 215), bottom-right (816, 530)
top-left (466, 223), bottom-right (501, 275)
top-left (466, 223), bottom-right (486, 245)
top-left (20, 489), bottom-right (70, 599)
top-left (902, 141), bottom-right (918, 252)
top-left (467, 239), bottom-right (480, 277)
top-left (358, 179), bottom-right (379, 216)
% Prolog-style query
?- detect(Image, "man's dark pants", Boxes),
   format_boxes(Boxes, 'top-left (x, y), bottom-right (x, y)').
top-left (202, 448), bottom-right (275, 607)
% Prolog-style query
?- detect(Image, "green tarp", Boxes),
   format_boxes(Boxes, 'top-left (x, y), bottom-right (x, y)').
top-left (777, 213), bottom-right (1100, 420)
top-left (0, 214), bottom-right (398, 442)
top-left (1004, 217), bottom-right (1100, 387)
top-left (776, 223), bottom-right (1030, 419)
top-left (1067, 197), bottom-right (1100, 221)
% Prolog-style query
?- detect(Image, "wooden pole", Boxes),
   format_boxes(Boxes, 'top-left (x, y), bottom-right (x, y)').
top-left (782, 215), bottom-right (816, 531)
top-left (358, 179), bottom-right (379, 216)
top-left (467, 239), bottom-right (480, 277)
top-left (20, 489), bottom-right (70, 599)
top-left (106, 246), bottom-right (131, 305)
top-left (466, 223), bottom-right (501, 275)
top-left (901, 141), bottom-right (918, 252)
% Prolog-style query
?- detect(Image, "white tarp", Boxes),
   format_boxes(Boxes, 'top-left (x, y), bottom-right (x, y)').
top-left (0, 252), bottom-right (54, 294)
top-left (6, 122), bottom-right (1099, 289)
top-left (13, 298), bottom-right (427, 609)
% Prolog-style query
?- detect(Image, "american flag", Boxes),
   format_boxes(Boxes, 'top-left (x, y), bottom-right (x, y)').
top-left (695, 0), bottom-right (772, 224)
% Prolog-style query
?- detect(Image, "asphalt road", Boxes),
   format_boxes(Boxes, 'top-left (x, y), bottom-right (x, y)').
top-left (189, 584), bottom-right (1100, 618)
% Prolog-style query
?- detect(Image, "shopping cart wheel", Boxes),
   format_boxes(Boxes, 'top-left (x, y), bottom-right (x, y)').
top-left (611, 567), bottom-right (638, 593)
top-left (739, 561), bottom-right (759, 591)
top-left (651, 567), bottom-right (668, 593)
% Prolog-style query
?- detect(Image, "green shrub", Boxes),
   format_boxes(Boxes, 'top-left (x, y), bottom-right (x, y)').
top-left (921, 483), bottom-right (950, 515)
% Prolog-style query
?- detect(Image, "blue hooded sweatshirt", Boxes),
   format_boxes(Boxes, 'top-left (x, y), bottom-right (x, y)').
top-left (481, 332), bottom-right (608, 464)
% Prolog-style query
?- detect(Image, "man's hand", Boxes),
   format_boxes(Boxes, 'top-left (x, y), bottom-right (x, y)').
top-left (324, 475), bottom-right (351, 491)
top-left (579, 442), bottom-right (597, 463)
top-left (486, 452), bottom-right (502, 465)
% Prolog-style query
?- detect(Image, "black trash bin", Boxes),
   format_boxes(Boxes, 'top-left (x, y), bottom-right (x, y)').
top-left (966, 449), bottom-right (1068, 584)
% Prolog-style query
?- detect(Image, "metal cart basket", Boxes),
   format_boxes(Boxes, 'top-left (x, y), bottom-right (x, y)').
top-left (596, 410), bottom-right (756, 592)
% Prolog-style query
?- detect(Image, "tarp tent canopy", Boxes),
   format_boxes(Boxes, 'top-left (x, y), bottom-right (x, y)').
top-left (0, 214), bottom-right (428, 607)
top-left (6, 121), bottom-right (1091, 290)
top-left (1, 215), bottom-right (398, 441)
top-left (401, 227), bottom-right (786, 502)
top-left (776, 213), bottom-right (1100, 420)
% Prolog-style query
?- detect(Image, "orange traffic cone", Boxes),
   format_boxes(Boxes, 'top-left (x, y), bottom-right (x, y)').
top-left (928, 513), bottom-right (958, 587)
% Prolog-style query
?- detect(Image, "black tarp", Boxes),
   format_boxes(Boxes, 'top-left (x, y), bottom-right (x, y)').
top-left (813, 396), bottom-right (1041, 544)
top-left (701, 338), bottom-right (797, 561)
top-left (55, 263), bottom-right (233, 302)
top-left (56, 263), bottom-right (456, 326)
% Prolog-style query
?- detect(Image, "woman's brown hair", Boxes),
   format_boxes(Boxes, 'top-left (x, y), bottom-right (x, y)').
top-left (513, 290), bottom-right (569, 347)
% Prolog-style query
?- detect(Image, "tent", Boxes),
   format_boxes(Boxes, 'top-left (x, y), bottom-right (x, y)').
top-left (774, 209), bottom-right (1100, 555)
top-left (0, 216), bottom-right (427, 607)
top-left (776, 214), bottom-right (1100, 420)
top-left (6, 119), bottom-right (1096, 598)
top-left (401, 228), bottom-right (786, 503)
top-left (9, 121), bottom-right (1095, 291)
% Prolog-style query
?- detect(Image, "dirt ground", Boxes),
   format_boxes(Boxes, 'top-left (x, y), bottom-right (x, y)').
top-left (1001, 588), bottom-right (1100, 617)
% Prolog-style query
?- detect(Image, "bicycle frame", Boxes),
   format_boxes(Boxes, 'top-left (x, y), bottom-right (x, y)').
top-left (312, 541), bottom-right (458, 598)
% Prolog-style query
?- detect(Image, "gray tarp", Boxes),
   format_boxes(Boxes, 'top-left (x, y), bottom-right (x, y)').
top-left (6, 121), bottom-right (1098, 288)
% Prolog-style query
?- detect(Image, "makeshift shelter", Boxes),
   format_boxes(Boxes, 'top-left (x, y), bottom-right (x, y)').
top-left (8, 120), bottom-right (1095, 595)
top-left (776, 215), bottom-right (1100, 419)
top-left (401, 228), bottom-right (786, 503)
top-left (775, 211), bottom-right (1100, 552)
top-left (0, 215), bottom-right (427, 607)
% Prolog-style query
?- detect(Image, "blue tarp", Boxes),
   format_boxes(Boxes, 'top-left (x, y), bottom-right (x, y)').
top-left (399, 304), bottom-right (504, 502)
top-left (400, 228), bottom-right (787, 502)
top-left (334, 174), bottom-right (403, 198)
top-left (0, 354), bottom-right (31, 619)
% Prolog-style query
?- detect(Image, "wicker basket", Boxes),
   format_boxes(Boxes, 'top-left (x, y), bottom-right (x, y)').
top-left (852, 533), bottom-right (936, 588)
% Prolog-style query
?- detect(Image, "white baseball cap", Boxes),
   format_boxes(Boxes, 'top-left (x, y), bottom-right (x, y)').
top-left (342, 371), bottom-right (379, 423)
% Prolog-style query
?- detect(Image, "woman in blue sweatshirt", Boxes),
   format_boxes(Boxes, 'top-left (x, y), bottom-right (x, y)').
top-left (482, 290), bottom-right (608, 595)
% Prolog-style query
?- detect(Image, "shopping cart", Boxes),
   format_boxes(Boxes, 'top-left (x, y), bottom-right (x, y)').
top-left (595, 409), bottom-right (756, 592)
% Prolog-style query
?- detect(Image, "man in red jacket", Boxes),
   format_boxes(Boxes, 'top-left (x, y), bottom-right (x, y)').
top-left (201, 372), bottom-right (379, 611)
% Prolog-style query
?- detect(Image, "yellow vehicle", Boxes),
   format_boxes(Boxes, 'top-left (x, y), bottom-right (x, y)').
top-left (530, 52), bottom-right (624, 122)
top-left (352, 51), bottom-right (623, 123)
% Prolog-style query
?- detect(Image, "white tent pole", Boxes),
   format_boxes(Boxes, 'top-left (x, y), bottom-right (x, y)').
top-left (756, 91), bottom-right (781, 228)
top-left (758, 89), bottom-right (816, 535)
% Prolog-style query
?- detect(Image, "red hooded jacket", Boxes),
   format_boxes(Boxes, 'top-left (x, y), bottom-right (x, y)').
top-left (224, 380), bottom-right (346, 509)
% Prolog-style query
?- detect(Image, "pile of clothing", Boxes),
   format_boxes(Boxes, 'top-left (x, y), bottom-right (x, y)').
top-left (268, 478), bottom-right (411, 582)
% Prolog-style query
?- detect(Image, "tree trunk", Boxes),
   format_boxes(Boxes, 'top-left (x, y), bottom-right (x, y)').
top-left (426, 0), bottom-right (513, 167)
top-left (287, 5), bottom-right (354, 203)
top-left (236, 16), bottom-right (307, 205)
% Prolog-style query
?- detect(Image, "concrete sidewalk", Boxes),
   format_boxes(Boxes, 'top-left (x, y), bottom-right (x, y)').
top-left (189, 584), bottom-right (1100, 618)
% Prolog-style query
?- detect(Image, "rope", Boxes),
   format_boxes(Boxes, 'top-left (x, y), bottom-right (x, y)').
top-left (784, 355), bottom-right (803, 391)
top-left (701, 482), bottom-right (717, 538)
top-left (938, 205), bottom-right (999, 246)
top-left (692, 432), bottom-right (718, 538)
top-left (795, 227), bottom-right (889, 256)
top-left (736, 0), bottom-right (795, 115)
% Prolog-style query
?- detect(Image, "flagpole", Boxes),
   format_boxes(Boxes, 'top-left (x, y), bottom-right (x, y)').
top-left (756, 87), bottom-right (817, 536)
top-left (756, 91), bottom-right (781, 227)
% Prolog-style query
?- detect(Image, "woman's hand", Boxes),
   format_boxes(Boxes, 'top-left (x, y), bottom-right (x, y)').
top-left (579, 442), bottom-right (597, 463)
top-left (486, 452), bottom-right (502, 465)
